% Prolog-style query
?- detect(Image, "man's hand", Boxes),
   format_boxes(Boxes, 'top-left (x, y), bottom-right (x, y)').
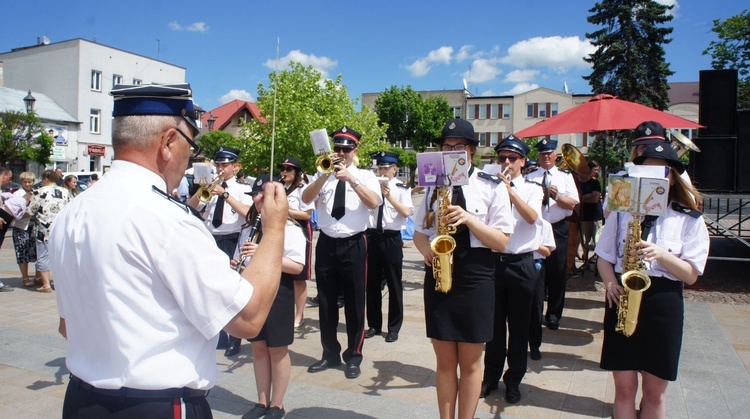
top-left (258, 182), bottom-right (289, 235)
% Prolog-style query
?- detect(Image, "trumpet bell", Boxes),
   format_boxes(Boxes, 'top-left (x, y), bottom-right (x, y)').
top-left (558, 143), bottom-right (589, 176)
top-left (316, 154), bottom-right (341, 174)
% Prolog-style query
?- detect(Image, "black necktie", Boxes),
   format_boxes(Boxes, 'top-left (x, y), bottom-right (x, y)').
top-left (376, 202), bottom-right (385, 233)
top-left (542, 171), bottom-right (550, 206)
top-left (331, 180), bottom-right (346, 220)
top-left (212, 182), bottom-right (228, 228)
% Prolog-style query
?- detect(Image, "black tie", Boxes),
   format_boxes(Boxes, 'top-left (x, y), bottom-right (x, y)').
top-left (212, 182), bottom-right (228, 228)
top-left (331, 180), bottom-right (346, 220)
top-left (376, 202), bottom-right (385, 233)
top-left (542, 171), bottom-right (550, 206)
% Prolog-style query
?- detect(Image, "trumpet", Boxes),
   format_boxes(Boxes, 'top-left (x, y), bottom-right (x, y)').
top-left (235, 214), bottom-right (262, 273)
top-left (315, 153), bottom-right (343, 174)
top-left (196, 171), bottom-right (224, 203)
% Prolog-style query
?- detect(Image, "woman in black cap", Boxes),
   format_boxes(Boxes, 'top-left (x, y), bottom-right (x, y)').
top-left (413, 118), bottom-right (513, 418)
top-left (277, 157), bottom-right (313, 328)
top-left (596, 143), bottom-right (709, 418)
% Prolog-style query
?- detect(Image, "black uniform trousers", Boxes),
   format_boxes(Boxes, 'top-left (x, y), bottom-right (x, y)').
top-left (63, 377), bottom-right (212, 418)
top-left (544, 220), bottom-right (568, 323)
top-left (315, 232), bottom-right (367, 366)
top-left (528, 260), bottom-right (546, 350)
top-left (365, 229), bottom-right (404, 334)
top-left (213, 233), bottom-right (240, 349)
top-left (484, 253), bottom-right (536, 386)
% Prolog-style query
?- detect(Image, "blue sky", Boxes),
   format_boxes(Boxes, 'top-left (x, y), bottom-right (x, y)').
top-left (1, 1), bottom-right (745, 111)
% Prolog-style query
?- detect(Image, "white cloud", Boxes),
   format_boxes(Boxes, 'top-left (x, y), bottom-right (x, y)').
top-left (654, 0), bottom-right (680, 16)
top-left (503, 83), bottom-right (539, 95)
top-left (406, 46), bottom-right (454, 77)
top-left (264, 50), bottom-right (338, 78)
top-left (463, 58), bottom-right (502, 83)
top-left (455, 45), bottom-right (474, 62)
top-left (220, 89), bottom-right (254, 103)
top-left (504, 69), bottom-right (540, 83)
top-left (168, 21), bottom-right (208, 32)
top-left (502, 36), bottom-right (595, 69)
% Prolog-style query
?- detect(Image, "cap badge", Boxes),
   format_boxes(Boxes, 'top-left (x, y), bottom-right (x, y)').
top-left (449, 122), bottom-right (456, 130)
top-left (342, 127), bottom-right (348, 133)
top-left (655, 145), bottom-right (664, 152)
top-left (645, 128), bottom-right (652, 135)
top-left (541, 139), bottom-right (547, 145)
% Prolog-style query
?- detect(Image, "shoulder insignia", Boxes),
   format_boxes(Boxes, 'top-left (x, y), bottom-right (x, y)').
top-left (151, 186), bottom-right (204, 221)
top-left (559, 168), bottom-right (571, 174)
top-left (671, 202), bottom-right (702, 219)
top-left (477, 171), bottom-right (502, 184)
top-left (396, 182), bottom-right (409, 189)
top-left (524, 178), bottom-right (543, 188)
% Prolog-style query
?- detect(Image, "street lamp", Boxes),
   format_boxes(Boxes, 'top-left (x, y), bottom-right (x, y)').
top-left (23, 90), bottom-right (36, 114)
top-left (207, 112), bottom-right (216, 131)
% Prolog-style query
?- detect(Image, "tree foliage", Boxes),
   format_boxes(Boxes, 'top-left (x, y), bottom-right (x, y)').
top-left (703, 10), bottom-right (750, 108)
top-left (196, 130), bottom-right (242, 163)
top-left (373, 85), bottom-right (453, 152)
top-left (584, 0), bottom-right (675, 111)
top-left (239, 62), bottom-right (387, 176)
top-left (0, 110), bottom-right (54, 167)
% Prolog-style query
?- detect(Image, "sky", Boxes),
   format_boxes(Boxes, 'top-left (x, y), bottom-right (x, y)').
top-left (1, 1), bottom-right (745, 111)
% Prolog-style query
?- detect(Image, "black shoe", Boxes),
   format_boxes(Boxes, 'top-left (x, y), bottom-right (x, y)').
top-left (265, 406), bottom-right (285, 418)
top-left (479, 380), bottom-right (498, 398)
top-left (308, 296), bottom-right (319, 307)
top-left (224, 336), bottom-right (241, 356)
top-left (385, 332), bottom-right (398, 342)
top-left (345, 363), bottom-right (361, 379)
top-left (546, 319), bottom-right (559, 330)
top-left (0, 285), bottom-right (14, 292)
top-left (505, 383), bottom-right (521, 404)
top-left (530, 347), bottom-right (542, 360)
top-left (245, 403), bottom-right (267, 419)
top-left (307, 359), bottom-right (340, 373)
top-left (364, 328), bottom-right (381, 339)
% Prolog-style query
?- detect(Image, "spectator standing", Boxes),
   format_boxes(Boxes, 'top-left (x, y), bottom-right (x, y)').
top-left (11, 172), bottom-right (38, 288)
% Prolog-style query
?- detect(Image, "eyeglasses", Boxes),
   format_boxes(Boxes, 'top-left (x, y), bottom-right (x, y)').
top-left (333, 146), bottom-right (354, 153)
top-left (441, 144), bottom-right (468, 151)
top-left (174, 127), bottom-right (201, 158)
top-left (497, 155), bottom-right (520, 163)
top-left (279, 166), bottom-right (295, 172)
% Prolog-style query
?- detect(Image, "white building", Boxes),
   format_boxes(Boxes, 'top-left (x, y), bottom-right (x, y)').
top-left (0, 38), bottom-right (186, 172)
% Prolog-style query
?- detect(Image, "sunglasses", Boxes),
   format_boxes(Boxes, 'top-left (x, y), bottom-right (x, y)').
top-left (497, 155), bottom-right (520, 163)
top-left (279, 166), bottom-right (295, 172)
top-left (333, 146), bottom-right (354, 153)
top-left (174, 127), bottom-right (201, 158)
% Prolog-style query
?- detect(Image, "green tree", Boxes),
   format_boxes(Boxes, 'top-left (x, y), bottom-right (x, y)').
top-left (0, 110), bottom-right (54, 167)
top-left (240, 62), bottom-right (387, 176)
top-left (196, 130), bottom-right (242, 163)
top-left (584, 0), bottom-right (674, 110)
top-left (373, 85), bottom-right (453, 152)
top-left (703, 10), bottom-right (750, 108)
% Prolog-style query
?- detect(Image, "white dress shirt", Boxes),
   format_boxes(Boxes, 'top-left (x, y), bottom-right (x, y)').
top-left (526, 166), bottom-right (580, 223)
top-left (199, 177), bottom-right (253, 235)
top-left (502, 176), bottom-right (544, 254)
top-left (370, 178), bottom-right (413, 231)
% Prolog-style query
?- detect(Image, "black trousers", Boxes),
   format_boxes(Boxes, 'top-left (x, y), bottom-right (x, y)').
top-left (484, 253), bottom-right (536, 386)
top-left (544, 220), bottom-right (569, 323)
top-left (365, 229), bottom-right (404, 333)
top-left (528, 261), bottom-right (545, 350)
top-left (315, 232), bottom-right (367, 366)
top-left (63, 379), bottom-right (212, 419)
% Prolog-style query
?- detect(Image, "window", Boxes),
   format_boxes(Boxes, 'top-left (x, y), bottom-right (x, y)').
top-left (478, 105), bottom-right (487, 119)
top-left (490, 104), bottom-right (499, 119)
top-left (112, 74), bottom-right (122, 87)
top-left (539, 106), bottom-right (547, 118)
top-left (450, 106), bottom-right (462, 118)
top-left (468, 105), bottom-right (476, 119)
top-left (478, 132), bottom-right (487, 146)
top-left (527, 104), bottom-right (535, 118)
top-left (91, 70), bottom-right (102, 91)
top-left (550, 103), bottom-right (559, 116)
top-left (502, 104), bottom-right (511, 119)
top-left (90, 109), bottom-right (101, 134)
top-left (133, 78), bottom-right (142, 85)
top-left (490, 132), bottom-right (499, 146)
top-left (575, 133), bottom-right (584, 147)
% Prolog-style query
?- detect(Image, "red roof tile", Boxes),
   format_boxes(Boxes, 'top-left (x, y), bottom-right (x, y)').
top-left (201, 99), bottom-right (267, 130)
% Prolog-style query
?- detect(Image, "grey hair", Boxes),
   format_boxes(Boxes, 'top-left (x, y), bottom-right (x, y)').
top-left (112, 115), bottom-right (188, 151)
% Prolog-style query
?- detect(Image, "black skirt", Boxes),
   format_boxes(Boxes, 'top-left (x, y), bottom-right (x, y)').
top-left (249, 274), bottom-right (295, 347)
top-left (424, 247), bottom-right (495, 343)
top-left (600, 276), bottom-right (684, 381)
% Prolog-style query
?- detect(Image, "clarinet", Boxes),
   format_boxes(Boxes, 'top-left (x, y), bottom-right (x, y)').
top-left (235, 214), bottom-right (262, 273)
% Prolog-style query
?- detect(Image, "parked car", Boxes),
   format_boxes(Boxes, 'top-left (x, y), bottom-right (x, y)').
top-left (5, 182), bottom-right (22, 193)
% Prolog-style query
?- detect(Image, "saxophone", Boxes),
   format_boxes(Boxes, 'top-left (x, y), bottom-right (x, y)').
top-left (616, 213), bottom-right (652, 337)
top-left (430, 182), bottom-right (457, 293)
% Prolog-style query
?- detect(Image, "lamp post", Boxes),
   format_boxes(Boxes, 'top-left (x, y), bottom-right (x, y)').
top-left (207, 112), bottom-right (216, 131)
top-left (23, 90), bottom-right (36, 114)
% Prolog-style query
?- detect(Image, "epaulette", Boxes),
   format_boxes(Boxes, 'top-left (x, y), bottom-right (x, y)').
top-left (477, 172), bottom-right (502, 184)
top-left (559, 168), bottom-right (571, 174)
top-left (524, 178), bottom-right (543, 188)
top-left (151, 185), bottom-right (204, 221)
top-left (528, 167), bottom-right (543, 175)
top-left (671, 202), bottom-right (702, 219)
top-left (396, 182), bottom-right (409, 189)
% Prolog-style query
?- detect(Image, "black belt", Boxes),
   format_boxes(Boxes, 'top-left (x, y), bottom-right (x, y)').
top-left (495, 252), bottom-right (533, 263)
top-left (321, 231), bottom-right (364, 242)
top-left (366, 228), bottom-right (401, 236)
top-left (212, 232), bottom-right (239, 241)
top-left (70, 375), bottom-right (207, 399)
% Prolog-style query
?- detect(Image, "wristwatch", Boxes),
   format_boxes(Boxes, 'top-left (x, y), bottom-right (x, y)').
top-left (351, 179), bottom-right (361, 188)
top-left (222, 191), bottom-right (230, 199)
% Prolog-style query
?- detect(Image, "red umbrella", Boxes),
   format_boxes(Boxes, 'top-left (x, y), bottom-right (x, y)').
top-left (514, 94), bottom-right (703, 138)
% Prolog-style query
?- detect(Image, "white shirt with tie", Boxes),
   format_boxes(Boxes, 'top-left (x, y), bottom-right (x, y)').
top-left (525, 166), bottom-right (579, 224)
top-left (369, 179), bottom-right (413, 231)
